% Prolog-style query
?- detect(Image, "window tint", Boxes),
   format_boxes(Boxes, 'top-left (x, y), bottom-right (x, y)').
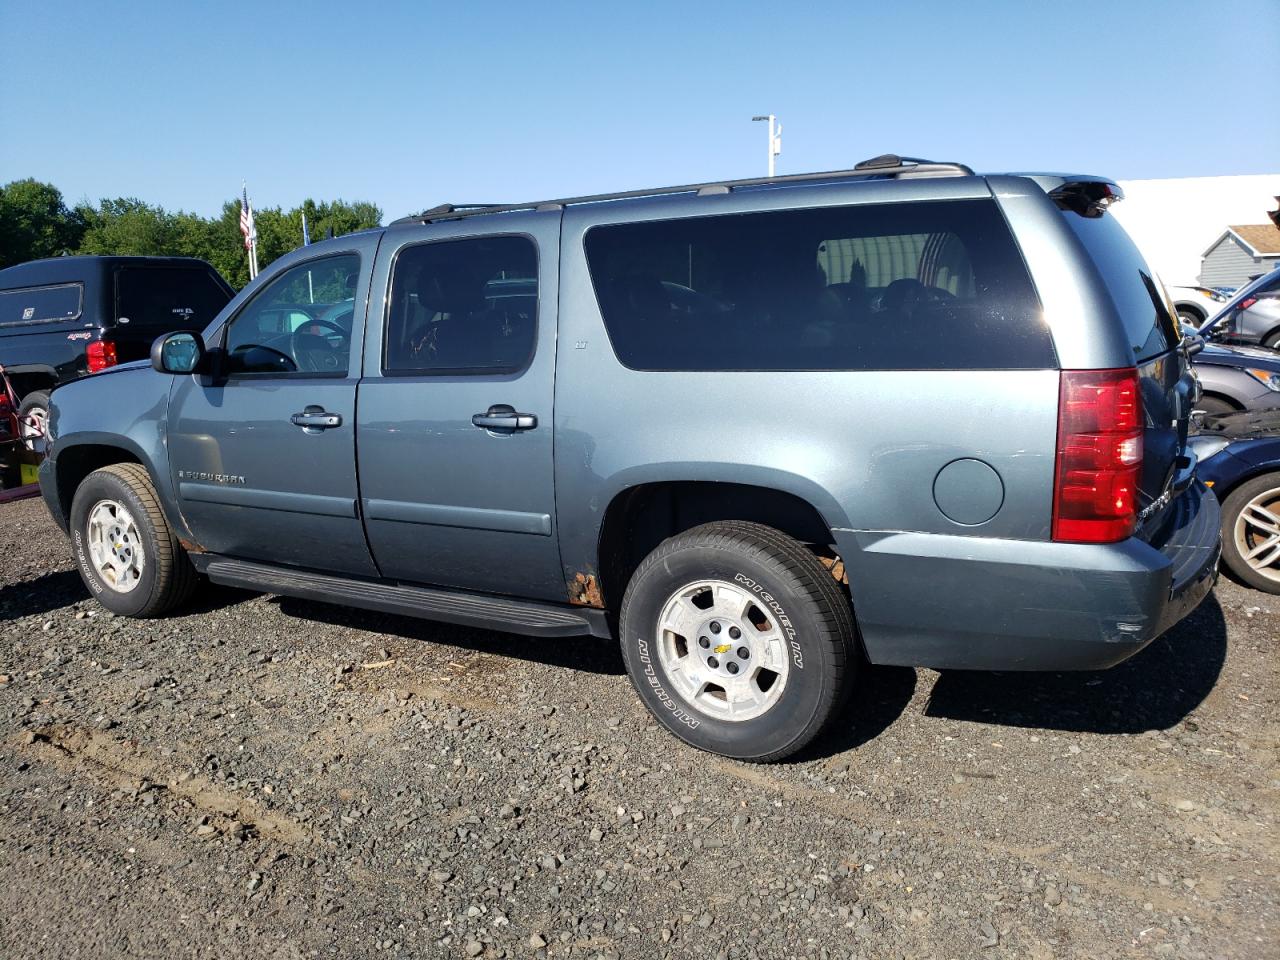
top-left (223, 254), bottom-right (359, 375)
top-left (1061, 211), bottom-right (1179, 362)
top-left (0, 283), bottom-right (82, 326)
top-left (384, 236), bottom-right (538, 375)
top-left (116, 267), bottom-right (231, 329)
top-left (584, 199), bottom-right (1049, 371)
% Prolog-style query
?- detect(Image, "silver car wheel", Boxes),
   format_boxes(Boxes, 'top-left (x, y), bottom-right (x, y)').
top-left (656, 579), bottom-right (791, 722)
top-left (19, 404), bottom-right (47, 454)
top-left (1234, 489), bottom-right (1280, 583)
top-left (86, 499), bottom-right (146, 593)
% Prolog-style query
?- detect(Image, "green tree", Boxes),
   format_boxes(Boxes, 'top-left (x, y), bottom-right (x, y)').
top-left (76, 198), bottom-right (179, 256)
top-left (0, 178), bottom-right (85, 268)
top-left (2, 179), bottom-right (383, 288)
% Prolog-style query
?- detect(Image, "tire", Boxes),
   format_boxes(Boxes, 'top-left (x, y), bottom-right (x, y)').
top-left (1220, 472), bottom-right (1280, 594)
top-left (17, 391), bottom-right (50, 454)
top-left (69, 463), bottom-right (197, 617)
top-left (1177, 308), bottom-right (1204, 328)
top-left (1195, 395), bottom-right (1237, 417)
top-left (1263, 331), bottom-right (1280, 350)
top-left (619, 521), bottom-right (856, 762)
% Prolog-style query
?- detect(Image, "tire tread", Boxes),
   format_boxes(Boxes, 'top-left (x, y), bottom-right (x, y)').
top-left (620, 520), bottom-right (856, 762)
top-left (78, 463), bottom-right (196, 616)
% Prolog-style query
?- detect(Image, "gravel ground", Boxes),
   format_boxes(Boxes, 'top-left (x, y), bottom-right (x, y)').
top-left (0, 495), bottom-right (1276, 960)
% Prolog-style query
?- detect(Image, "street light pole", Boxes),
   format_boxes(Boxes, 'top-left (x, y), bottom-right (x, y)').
top-left (752, 115), bottom-right (782, 177)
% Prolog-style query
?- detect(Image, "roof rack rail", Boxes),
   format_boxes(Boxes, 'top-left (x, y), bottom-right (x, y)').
top-left (390, 154), bottom-right (975, 226)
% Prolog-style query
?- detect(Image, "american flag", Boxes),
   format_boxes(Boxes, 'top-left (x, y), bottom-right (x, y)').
top-left (239, 185), bottom-right (257, 251)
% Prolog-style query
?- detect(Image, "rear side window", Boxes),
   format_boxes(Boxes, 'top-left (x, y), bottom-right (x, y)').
top-left (0, 283), bottom-right (83, 326)
top-left (116, 267), bottom-right (232, 329)
top-left (384, 236), bottom-right (538, 375)
top-left (583, 199), bottom-right (1049, 371)
top-left (1061, 212), bottom-right (1179, 362)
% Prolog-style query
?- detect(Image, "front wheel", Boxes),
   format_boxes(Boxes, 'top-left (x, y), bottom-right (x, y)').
top-left (69, 463), bottom-right (197, 617)
top-left (1220, 473), bottom-right (1280, 594)
top-left (619, 521), bottom-right (856, 762)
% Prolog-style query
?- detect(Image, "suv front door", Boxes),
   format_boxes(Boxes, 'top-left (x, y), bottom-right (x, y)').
top-left (357, 213), bottom-right (564, 601)
top-left (168, 239), bottom-right (379, 575)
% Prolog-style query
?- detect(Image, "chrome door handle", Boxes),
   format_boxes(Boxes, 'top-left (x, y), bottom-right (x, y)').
top-left (290, 407), bottom-right (342, 430)
top-left (472, 404), bottom-right (537, 431)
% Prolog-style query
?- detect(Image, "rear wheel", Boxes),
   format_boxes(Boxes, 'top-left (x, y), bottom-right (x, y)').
top-left (619, 521), bottom-right (856, 762)
top-left (1221, 472), bottom-right (1280, 594)
top-left (17, 391), bottom-right (50, 454)
top-left (69, 463), bottom-right (196, 617)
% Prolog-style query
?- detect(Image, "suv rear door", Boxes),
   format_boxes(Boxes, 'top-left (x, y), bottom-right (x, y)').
top-left (1057, 199), bottom-right (1195, 535)
top-left (356, 212), bottom-right (564, 601)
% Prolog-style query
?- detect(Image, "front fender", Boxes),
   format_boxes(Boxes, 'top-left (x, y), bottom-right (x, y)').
top-left (44, 367), bottom-right (190, 541)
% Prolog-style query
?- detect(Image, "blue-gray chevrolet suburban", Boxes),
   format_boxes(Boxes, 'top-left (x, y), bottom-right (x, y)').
top-left (38, 156), bottom-right (1221, 761)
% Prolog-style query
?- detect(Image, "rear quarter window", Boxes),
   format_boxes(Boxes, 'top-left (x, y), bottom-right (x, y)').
top-left (1061, 212), bottom-right (1179, 362)
top-left (583, 199), bottom-right (1051, 371)
top-left (0, 283), bottom-right (83, 326)
top-left (115, 267), bottom-right (232, 329)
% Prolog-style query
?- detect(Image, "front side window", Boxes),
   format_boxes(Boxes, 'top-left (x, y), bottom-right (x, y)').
top-left (116, 267), bottom-right (231, 330)
top-left (0, 283), bottom-right (83, 326)
top-left (384, 236), bottom-right (537, 375)
top-left (584, 199), bottom-right (1050, 371)
top-left (223, 254), bottom-right (360, 375)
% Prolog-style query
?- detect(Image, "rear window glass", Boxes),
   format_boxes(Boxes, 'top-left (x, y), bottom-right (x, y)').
top-left (384, 236), bottom-right (538, 375)
top-left (583, 199), bottom-right (1050, 371)
top-left (0, 283), bottom-right (82, 326)
top-left (1061, 212), bottom-right (1179, 362)
top-left (116, 267), bottom-right (232, 329)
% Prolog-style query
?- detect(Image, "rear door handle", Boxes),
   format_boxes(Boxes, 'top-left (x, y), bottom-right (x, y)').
top-left (472, 404), bottom-right (537, 431)
top-left (290, 406), bottom-right (342, 431)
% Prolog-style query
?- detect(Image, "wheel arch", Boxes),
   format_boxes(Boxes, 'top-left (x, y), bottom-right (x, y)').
top-left (1176, 302), bottom-right (1207, 323)
top-left (50, 440), bottom-right (161, 537)
top-left (592, 480), bottom-right (843, 611)
top-left (5, 365), bottom-right (59, 401)
top-left (1200, 390), bottom-right (1243, 412)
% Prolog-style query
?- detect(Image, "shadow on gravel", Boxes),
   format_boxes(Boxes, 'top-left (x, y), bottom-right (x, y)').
top-left (0, 569), bottom-right (86, 620)
top-left (787, 664), bottom-right (919, 763)
top-left (273, 596), bottom-right (626, 676)
top-left (923, 592), bottom-right (1228, 735)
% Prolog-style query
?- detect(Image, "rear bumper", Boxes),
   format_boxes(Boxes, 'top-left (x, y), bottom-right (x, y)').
top-left (838, 481), bottom-right (1221, 671)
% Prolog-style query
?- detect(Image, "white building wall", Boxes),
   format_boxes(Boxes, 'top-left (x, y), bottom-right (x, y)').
top-left (1109, 174), bottom-right (1280, 286)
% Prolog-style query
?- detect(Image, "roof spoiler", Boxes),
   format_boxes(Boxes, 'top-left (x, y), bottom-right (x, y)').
top-left (1045, 177), bottom-right (1124, 218)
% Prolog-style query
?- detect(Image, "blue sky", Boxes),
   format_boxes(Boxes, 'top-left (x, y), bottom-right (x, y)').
top-left (2, 0), bottom-right (1277, 222)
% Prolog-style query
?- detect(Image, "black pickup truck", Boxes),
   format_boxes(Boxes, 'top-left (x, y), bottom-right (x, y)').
top-left (0, 256), bottom-right (233, 449)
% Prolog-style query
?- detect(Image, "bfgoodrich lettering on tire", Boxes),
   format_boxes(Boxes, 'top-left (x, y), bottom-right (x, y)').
top-left (619, 521), bottom-right (856, 762)
top-left (69, 463), bottom-right (196, 618)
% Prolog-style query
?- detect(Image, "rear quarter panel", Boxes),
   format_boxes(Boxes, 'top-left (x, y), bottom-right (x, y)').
top-left (554, 182), bottom-right (1062, 614)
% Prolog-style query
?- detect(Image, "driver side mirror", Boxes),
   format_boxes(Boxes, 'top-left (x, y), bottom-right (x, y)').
top-left (151, 331), bottom-right (207, 374)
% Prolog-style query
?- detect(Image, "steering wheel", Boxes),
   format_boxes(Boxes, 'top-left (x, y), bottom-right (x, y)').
top-left (290, 317), bottom-right (349, 372)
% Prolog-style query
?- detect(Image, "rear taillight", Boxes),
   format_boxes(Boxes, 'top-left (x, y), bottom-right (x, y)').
top-left (87, 340), bottom-right (118, 372)
top-left (1238, 297), bottom-right (1258, 312)
top-left (1052, 368), bottom-right (1143, 544)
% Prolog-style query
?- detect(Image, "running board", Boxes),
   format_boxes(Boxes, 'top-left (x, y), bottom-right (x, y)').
top-left (196, 556), bottom-right (611, 639)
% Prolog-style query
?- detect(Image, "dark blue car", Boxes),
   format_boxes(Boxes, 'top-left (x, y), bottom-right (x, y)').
top-left (1191, 410), bottom-right (1280, 592)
